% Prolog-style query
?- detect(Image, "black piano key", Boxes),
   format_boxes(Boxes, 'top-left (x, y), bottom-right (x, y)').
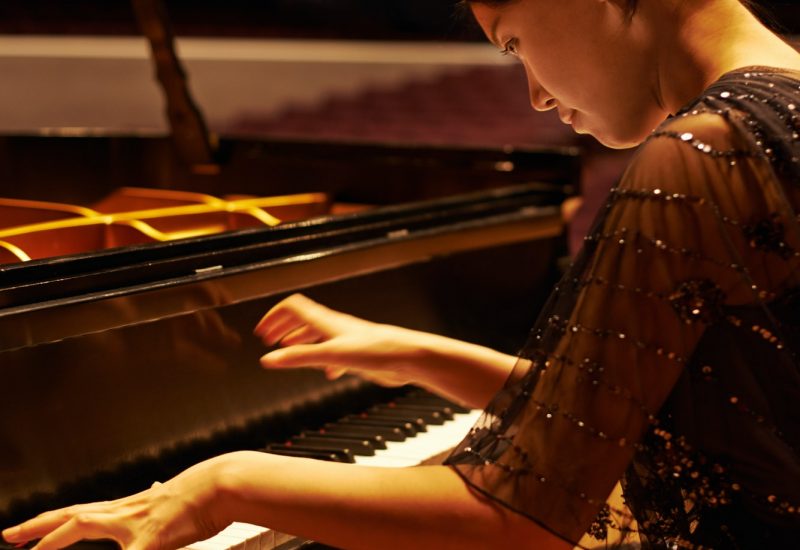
top-left (386, 402), bottom-right (456, 420)
top-left (322, 422), bottom-right (407, 442)
top-left (305, 429), bottom-right (388, 450)
top-left (371, 404), bottom-right (447, 425)
top-left (339, 415), bottom-right (419, 436)
top-left (363, 408), bottom-right (429, 429)
top-left (262, 448), bottom-right (348, 463)
top-left (266, 444), bottom-right (355, 464)
top-left (289, 436), bottom-right (375, 457)
top-left (274, 538), bottom-right (340, 550)
top-left (275, 439), bottom-right (365, 458)
top-left (395, 393), bottom-right (472, 414)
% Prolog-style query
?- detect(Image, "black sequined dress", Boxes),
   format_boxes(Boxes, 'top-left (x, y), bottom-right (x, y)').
top-left (445, 68), bottom-right (800, 549)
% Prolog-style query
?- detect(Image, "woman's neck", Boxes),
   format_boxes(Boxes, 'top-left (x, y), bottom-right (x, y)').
top-left (647, 0), bottom-right (800, 114)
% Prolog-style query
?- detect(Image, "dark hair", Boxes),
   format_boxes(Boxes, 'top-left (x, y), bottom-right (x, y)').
top-left (463, 1), bottom-right (772, 18)
top-left (461, 1), bottom-right (774, 28)
top-left (463, 0), bottom-right (639, 18)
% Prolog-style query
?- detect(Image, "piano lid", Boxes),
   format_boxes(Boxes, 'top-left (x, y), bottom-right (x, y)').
top-left (0, 182), bottom-right (566, 352)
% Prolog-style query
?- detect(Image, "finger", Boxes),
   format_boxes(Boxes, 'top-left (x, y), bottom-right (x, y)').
top-left (4, 505), bottom-right (93, 544)
top-left (254, 307), bottom-right (316, 347)
top-left (255, 295), bottom-right (342, 343)
top-left (279, 324), bottom-right (323, 346)
top-left (259, 344), bottom-right (321, 369)
top-left (253, 310), bottom-right (300, 345)
top-left (324, 366), bottom-right (348, 380)
top-left (259, 340), bottom-right (352, 369)
top-left (253, 294), bottom-right (313, 339)
top-left (31, 513), bottom-right (124, 550)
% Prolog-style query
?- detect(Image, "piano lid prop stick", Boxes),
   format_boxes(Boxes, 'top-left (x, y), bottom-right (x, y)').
top-left (131, 0), bottom-right (219, 175)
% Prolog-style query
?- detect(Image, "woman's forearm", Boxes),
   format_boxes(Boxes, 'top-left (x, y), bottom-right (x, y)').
top-left (403, 330), bottom-right (518, 409)
top-left (1, 450), bottom-right (566, 550)
top-left (255, 294), bottom-right (517, 410)
top-left (214, 451), bottom-right (567, 550)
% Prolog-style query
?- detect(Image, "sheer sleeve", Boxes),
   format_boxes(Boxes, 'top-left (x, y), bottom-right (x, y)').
top-left (446, 96), bottom-right (800, 547)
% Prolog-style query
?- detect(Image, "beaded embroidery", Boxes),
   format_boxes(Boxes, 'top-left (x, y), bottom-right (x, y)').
top-left (446, 68), bottom-right (800, 549)
top-left (742, 215), bottom-right (797, 259)
top-left (668, 279), bottom-right (726, 325)
top-left (650, 129), bottom-right (759, 160)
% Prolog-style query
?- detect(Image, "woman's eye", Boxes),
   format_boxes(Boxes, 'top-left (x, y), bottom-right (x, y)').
top-left (500, 39), bottom-right (518, 56)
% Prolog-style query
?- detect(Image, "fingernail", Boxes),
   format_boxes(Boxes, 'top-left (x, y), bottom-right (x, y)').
top-left (2, 526), bottom-right (20, 541)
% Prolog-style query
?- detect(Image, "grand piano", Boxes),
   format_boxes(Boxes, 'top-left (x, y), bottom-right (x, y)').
top-left (0, 2), bottom-right (580, 548)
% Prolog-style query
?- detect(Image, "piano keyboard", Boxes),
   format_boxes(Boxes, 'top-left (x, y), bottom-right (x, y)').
top-left (184, 391), bottom-right (481, 550)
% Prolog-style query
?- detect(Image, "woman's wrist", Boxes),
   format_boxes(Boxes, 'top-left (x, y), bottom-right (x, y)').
top-left (203, 451), bottom-right (272, 526)
top-left (409, 331), bottom-right (517, 408)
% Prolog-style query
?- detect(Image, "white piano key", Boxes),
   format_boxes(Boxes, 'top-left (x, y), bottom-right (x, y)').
top-left (186, 522), bottom-right (271, 550)
top-left (352, 450), bottom-right (421, 467)
top-left (227, 522), bottom-right (272, 550)
top-left (185, 537), bottom-right (241, 550)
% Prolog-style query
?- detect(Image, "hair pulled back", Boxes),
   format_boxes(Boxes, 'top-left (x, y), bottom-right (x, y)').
top-left (464, 0), bottom-right (640, 18)
top-left (463, 1), bottom-right (762, 21)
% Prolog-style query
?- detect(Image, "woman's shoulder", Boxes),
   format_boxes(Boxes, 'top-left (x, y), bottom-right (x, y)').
top-left (651, 111), bottom-right (748, 153)
top-left (619, 111), bottom-right (752, 193)
top-left (614, 65), bottom-right (800, 205)
top-left (635, 65), bottom-right (800, 163)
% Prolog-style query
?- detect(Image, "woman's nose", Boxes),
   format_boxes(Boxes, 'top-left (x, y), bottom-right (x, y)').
top-left (524, 68), bottom-right (557, 111)
top-left (530, 88), bottom-right (557, 112)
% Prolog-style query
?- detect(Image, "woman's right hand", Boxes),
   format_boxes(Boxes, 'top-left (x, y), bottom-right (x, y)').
top-left (253, 294), bottom-right (517, 408)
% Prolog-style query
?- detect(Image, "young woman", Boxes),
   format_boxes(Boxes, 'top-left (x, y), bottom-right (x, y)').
top-left (4, 0), bottom-right (800, 548)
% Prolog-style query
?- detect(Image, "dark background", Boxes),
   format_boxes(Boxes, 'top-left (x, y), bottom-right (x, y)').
top-left (0, 1), bottom-right (798, 40)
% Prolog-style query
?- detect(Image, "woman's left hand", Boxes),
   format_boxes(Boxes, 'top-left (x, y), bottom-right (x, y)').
top-left (1, 457), bottom-right (231, 550)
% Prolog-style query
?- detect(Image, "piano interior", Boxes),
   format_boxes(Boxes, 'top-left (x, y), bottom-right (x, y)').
top-left (1, 1), bottom-right (583, 545)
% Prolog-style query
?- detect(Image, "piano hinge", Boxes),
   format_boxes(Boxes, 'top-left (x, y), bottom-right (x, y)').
top-left (195, 265), bottom-right (224, 274)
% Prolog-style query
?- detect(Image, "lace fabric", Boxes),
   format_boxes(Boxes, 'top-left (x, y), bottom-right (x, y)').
top-left (445, 68), bottom-right (800, 548)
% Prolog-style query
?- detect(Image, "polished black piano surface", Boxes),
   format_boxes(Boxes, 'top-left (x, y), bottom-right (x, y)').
top-left (0, 2), bottom-right (581, 545)
top-left (0, 134), bottom-right (578, 532)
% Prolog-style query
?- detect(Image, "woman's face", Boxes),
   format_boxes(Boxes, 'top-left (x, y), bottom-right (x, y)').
top-left (471, 0), bottom-right (669, 148)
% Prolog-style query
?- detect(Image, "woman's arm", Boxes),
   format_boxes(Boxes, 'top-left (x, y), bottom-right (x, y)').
top-left (255, 294), bottom-right (517, 409)
top-left (3, 452), bottom-right (569, 550)
top-left (219, 452), bottom-right (568, 550)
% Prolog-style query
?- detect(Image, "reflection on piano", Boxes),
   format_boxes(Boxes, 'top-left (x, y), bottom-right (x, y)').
top-left (1, 2), bottom-right (581, 548)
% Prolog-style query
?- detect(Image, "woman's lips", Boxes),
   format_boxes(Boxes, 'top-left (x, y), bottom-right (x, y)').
top-left (558, 108), bottom-right (575, 125)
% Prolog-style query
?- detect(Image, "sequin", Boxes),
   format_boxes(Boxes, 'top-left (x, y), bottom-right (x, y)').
top-left (652, 130), bottom-right (759, 158)
top-left (742, 216), bottom-right (796, 259)
top-left (668, 279), bottom-right (726, 324)
top-left (587, 505), bottom-right (613, 541)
